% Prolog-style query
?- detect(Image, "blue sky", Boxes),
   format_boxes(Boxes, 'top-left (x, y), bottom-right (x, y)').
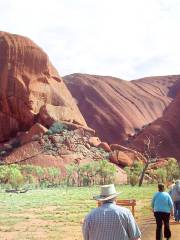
top-left (1, 0), bottom-right (180, 80)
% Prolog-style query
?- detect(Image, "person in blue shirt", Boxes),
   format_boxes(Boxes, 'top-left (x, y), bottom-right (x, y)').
top-left (151, 183), bottom-right (174, 240)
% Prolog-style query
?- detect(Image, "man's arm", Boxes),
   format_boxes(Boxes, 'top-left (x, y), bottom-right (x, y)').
top-left (127, 211), bottom-right (141, 240)
top-left (82, 217), bottom-right (90, 240)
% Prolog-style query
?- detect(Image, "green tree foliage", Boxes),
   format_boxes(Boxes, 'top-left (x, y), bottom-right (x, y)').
top-left (7, 167), bottom-right (24, 189)
top-left (165, 158), bottom-right (180, 180)
top-left (65, 160), bottom-right (117, 187)
top-left (124, 161), bottom-right (144, 186)
top-left (154, 168), bottom-right (167, 183)
top-left (0, 164), bottom-right (61, 189)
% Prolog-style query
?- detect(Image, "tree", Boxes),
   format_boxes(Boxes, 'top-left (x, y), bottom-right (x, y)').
top-left (97, 160), bottom-right (116, 185)
top-left (165, 158), bottom-right (180, 181)
top-left (154, 168), bottom-right (167, 183)
top-left (7, 165), bottom-right (24, 189)
top-left (138, 135), bottom-right (162, 187)
top-left (124, 161), bottom-right (143, 186)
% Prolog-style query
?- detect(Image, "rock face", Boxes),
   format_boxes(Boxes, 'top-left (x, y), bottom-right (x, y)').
top-left (64, 73), bottom-right (180, 144)
top-left (128, 93), bottom-right (180, 161)
top-left (3, 126), bottom-right (127, 183)
top-left (0, 32), bottom-right (86, 142)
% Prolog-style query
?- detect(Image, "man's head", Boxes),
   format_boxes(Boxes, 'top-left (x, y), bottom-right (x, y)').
top-left (158, 183), bottom-right (165, 192)
top-left (93, 184), bottom-right (119, 202)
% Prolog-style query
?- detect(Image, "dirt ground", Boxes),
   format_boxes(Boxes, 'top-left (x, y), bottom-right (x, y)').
top-left (0, 209), bottom-right (179, 240)
top-left (1, 216), bottom-right (179, 240)
top-left (140, 215), bottom-right (180, 240)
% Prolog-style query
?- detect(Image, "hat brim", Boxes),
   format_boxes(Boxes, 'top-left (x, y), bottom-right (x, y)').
top-left (93, 192), bottom-right (120, 201)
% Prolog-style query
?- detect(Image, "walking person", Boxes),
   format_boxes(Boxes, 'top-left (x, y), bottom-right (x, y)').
top-left (171, 180), bottom-right (180, 222)
top-left (151, 183), bottom-right (174, 240)
top-left (168, 180), bottom-right (175, 197)
top-left (82, 184), bottom-right (141, 240)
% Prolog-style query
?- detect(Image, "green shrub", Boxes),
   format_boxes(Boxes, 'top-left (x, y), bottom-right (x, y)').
top-left (65, 160), bottom-right (117, 187)
top-left (48, 122), bottom-right (67, 134)
top-left (7, 167), bottom-right (24, 189)
top-left (154, 168), bottom-right (167, 183)
top-left (165, 158), bottom-right (180, 180)
top-left (130, 174), bottom-right (139, 186)
top-left (124, 161), bottom-right (143, 186)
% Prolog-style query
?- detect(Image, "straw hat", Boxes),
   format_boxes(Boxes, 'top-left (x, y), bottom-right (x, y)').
top-left (93, 184), bottom-right (119, 201)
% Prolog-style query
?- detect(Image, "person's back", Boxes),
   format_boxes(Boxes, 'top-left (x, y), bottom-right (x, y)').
top-left (83, 203), bottom-right (140, 240)
top-left (171, 180), bottom-right (180, 222)
top-left (152, 183), bottom-right (173, 240)
top-left (152, 191), bottom-right (173, 213)
top-left (171, 180), bottom-right (180, 202)
top-left (82, 184), bottom-right (141, 240)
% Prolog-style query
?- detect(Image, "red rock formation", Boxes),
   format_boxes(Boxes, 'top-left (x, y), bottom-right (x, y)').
top-left (98, 142), bottom-right (111, 152)
top-left (19, 123), bottom-right (48, 145)
top-left (128, 93), bottom-right (180, 161)
top-left (0, 31), bottom-right (86, 142)
top-left (64, 73), bottom-right (180, 144)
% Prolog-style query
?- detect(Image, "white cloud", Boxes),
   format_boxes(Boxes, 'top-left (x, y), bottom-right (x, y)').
top-left (1, 0), bottom-right (180, 80)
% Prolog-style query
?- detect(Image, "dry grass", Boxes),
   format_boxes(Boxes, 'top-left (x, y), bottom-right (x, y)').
top-left (0, 185), bottom-right (157, 239)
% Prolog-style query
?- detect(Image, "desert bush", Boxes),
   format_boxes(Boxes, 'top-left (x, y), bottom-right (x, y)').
top-left (130, 174), bottom-right (139, 186)
top-left (0, 164), bottom-right (62, 189)
top-left (7, 166), bottom-right (24, 189)
top-left (165, 158), bottom-right (180, 180)
top-left (47, 167), bottom-right (61, 184)
top-left (124, 161), bottom-right (144, 186)
top-left (48, 122), bottom-right (67, 134)
top-left (154, 168), bottom-right (167, 183)
top-left (65, 160), bottom-right (117, 187)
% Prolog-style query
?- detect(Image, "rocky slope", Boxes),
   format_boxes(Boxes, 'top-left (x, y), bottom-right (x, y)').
top-left (0, 31), bottom-right (86, 142)
top-left (128, 93), bottom-right (180, 161)
top-left (64, 73), bottom-right (180, 144)
top-left (3, 124), bottom-right (127, 183)
top-left (0, 32), bottom-right (129, 181)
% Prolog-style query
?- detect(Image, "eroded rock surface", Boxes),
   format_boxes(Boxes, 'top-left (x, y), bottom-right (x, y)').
top-left (128, 93), bottom-right (180, 161)
top-left (0, 32), bottom-right (86, 142)
top-left (64, 73), bottom-right (180, 144)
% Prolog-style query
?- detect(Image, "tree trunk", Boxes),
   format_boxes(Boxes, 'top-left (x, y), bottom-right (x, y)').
top-left (139, 162), bottom-right (149, 187)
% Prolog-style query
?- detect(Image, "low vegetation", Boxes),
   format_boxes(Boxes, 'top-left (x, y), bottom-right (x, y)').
top-left (124, 158), bottom-right (180, 186)
top-left (0, 159), bottom-right (117, 190)
top-left (0, 185), bottom-right (157, 240)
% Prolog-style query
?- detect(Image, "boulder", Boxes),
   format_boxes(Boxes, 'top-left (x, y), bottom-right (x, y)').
top-left (109, 151), bottom-right (133, 167)
top-left (98, 142), bottom-right (111, 152)
top-left (0, 31), bottom-right (86, 142)
top-left (20, 123), bottom-right (48, 145)
top-left (88, 137), bottom-right (101, 147)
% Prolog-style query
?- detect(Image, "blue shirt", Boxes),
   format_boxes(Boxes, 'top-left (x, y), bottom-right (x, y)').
top-left (151, 192), bottom-right (173, 213)
top-left (82, 203), bottom-right (141, 240)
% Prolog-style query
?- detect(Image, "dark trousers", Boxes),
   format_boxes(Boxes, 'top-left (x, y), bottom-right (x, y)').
top-left (154, 212), bottom-right (171, 240)
top-left (174, 200), bottom-right (180, 221)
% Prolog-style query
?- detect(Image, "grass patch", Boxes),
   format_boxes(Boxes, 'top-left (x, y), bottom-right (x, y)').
top-left (0, 184), bottom-right (157, 239)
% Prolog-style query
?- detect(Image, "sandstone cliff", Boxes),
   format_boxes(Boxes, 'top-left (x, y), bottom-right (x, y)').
top-left (0, 32), bottom-right (86, 142)
top-left (128, 93), bottom-right (180, 160)
top-left (64, 73), bottom-right (180, 144)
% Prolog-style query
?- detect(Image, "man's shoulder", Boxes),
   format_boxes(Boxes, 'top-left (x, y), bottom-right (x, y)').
top-left (88, 204), bottom-right (131, 214)
top-left (104, 204), bottom-right (132, 216)
top-left (114, 205), bottom-right (132, 214)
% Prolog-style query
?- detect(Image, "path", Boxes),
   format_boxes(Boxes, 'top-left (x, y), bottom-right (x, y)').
top-left (140, 215), bottom-right (180, 240)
